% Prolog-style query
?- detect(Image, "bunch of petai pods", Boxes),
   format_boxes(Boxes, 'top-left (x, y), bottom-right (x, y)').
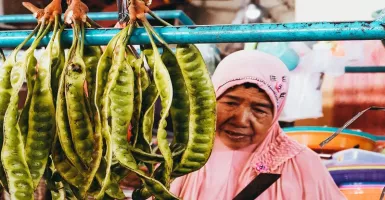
top-left (0, 0), bottom-right (216, 199)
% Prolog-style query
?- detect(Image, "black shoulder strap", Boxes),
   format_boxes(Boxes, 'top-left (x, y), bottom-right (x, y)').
top-left (233, 173), bottom-right (281, 200)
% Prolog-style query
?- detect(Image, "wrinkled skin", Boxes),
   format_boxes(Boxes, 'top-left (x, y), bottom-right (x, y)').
top-left (216, 84), bottom-right (274, 150)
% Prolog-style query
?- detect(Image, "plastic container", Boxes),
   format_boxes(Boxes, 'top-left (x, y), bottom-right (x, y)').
top-left (340, 182), bottom-right (384, 200)
top-left (284, 126), bottom-right (378, 154)
top-left (329, 168), bottom-right (385, 186)
top-left (324, 149), bottom-right (385, 168)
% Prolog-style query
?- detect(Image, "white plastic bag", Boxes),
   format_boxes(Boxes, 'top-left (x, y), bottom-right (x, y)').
top-left (279, 42), bottom-right (353, 122)
top-left (195, 44), bottom-right (221, 76)
top-left (279, 72), bottom-right (324, 122)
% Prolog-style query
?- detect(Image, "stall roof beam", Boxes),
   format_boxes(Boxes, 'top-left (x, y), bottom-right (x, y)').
top-left (0, 21), bottom-right (385, 48)
top-left (0, 10), bottom-right (195, 25)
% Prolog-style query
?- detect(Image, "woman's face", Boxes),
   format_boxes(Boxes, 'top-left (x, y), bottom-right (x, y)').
top-left (216, 84), bottom-right (274, 150)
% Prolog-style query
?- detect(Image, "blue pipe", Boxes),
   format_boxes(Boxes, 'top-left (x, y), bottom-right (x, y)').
top-left (0, 21), bottom-right (384, 48)
top-left (177, 11), bottom-right (195, 25)
top-left (0, 10), bottom-right (194, 25)
top-left (345, 67), bottom-right (385, 73)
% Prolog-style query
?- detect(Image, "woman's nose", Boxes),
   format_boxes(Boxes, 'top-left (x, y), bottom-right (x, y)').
top-left (232, 106), bottom-right (251, 127)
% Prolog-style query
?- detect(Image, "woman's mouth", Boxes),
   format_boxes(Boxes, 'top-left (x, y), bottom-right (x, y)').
top-left (224, 130), bottom-right (249, 140)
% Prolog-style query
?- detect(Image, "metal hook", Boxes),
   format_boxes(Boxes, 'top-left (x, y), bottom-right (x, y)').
top-left (117, 0), bottom-right (129, 24)
top-left (319, 106), bottom-right (385, 148)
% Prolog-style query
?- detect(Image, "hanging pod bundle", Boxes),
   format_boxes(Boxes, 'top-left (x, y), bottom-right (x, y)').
top-left (0, 0), bottom-right (216, 199)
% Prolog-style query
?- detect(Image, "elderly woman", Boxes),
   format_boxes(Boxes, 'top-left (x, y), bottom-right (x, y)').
top-left (169, 50), bottom-right (346, 200)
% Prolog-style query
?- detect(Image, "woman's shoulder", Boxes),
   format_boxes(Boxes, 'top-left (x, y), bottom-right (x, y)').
top-left (288, 146), bottom-right (333, 181)
top-left (279, 134), bottom-right (323, 168)
top-left (292, 146), bottom-right (326, 171)
top-left (294, 146), bottom-right (322, 162)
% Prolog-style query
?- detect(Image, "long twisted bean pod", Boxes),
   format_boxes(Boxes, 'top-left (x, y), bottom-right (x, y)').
top-left (126, 46), bottom-right (150, 92)
top-left (139, 45), bottom-right (191, 194)
top-left (131, 54), bottom-right (143, 147)
top-left (173, 44), bottom-right (216, 177)
top-left (53, 24), bottom-right (89, 199)
top-left (95, 24), bottom-right (133, 199)
top-left (137, 46), bottom-right (158, 176)
top-left (92, 32), bottom-right (124, 200)
top-left (19, 22), bottom-right (48, 146)
top-left (145, 16), bottom-right (217, 177)
top-left (93, 28), bottom-right (123, 190)
top-left (142, 23), bottom-right (191, 148)
top-left (141, 45), bottom-right (156, 98)
top-left (56, 22), bottom-right (86, 173)
top-left (64, 24), bottom-right (95, 167)
top-left (124, 49), bottom-right (153, 156)
top-left (142, 46), bottom-right (155, 71)
top-left (50, 25), bottom-right (65, 104)
top-left (84, 45), bottom-right (102, 119)
top-left (68, 22), bottom-right (103, 198)
top-left (56, 50), bottom-right (86, 173)
top-left (161, 47), bottom-right (190, 146)
top-left (1, 64), bottom-right (34, 200)
top-left (140, 25), bottom-right (191, 185)
top-left (137, 49), bottom-right (158, 175)
top-left (0, 24), bottom-right (40, 191)
top-left (140, 83), bottom-right (158, 146)
top-left (140, 67), bottom-right (150, 92)
top-left (140, 46), bottom-right (158, 141)
top-left (128, 50), bottom-right (156, 174)
top-left (94, 31), bottom-right (122, 110)
top-left (135, 83), bottom-right (159, 174)
top-left (56, 21), bottom-right (100, 199)
top-left (24, 18), bottom-right (58, 189)
top-left (143, 20), bottom-right (173, 188)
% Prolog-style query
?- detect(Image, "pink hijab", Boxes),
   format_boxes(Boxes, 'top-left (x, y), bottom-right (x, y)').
top-left (170, 50), bottom-right (346, 200)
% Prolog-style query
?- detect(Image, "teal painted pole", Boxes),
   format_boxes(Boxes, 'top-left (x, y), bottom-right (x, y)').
top-left (0, 10), bottom-right (194, 25)
top-left (345, 67), bottom-right (385, 73)
top-left (0, 21), bottom-right (384, 48)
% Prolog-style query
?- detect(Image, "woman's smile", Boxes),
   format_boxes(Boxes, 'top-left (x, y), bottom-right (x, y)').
top-left (224, 130), bottom-right (250, 140)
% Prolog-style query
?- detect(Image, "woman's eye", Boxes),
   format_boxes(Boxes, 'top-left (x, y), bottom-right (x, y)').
top-left (225, 101), bottom-right (237, 106)
top-left (253, 108), bottom-right (266, 114)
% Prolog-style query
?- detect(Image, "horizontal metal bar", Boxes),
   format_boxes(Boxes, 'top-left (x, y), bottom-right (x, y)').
top-left (0, 10), bottom-right (186, 24)
top-left (0, 20), bottom-right (385, 48)
top-left (345, 66), bottom-right (385, 73)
